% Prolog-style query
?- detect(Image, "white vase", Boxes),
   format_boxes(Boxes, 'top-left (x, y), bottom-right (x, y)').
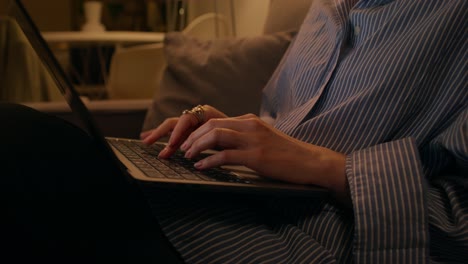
top-left (82, 1), bottom-right (105, 32)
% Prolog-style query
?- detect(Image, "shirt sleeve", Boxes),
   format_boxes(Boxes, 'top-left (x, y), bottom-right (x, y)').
top-left (345, 109), bottom-right (468, 263)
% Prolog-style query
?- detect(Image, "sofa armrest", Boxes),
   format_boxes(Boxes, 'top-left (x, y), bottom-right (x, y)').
top-left (23, 99), bottom-right (152, 139)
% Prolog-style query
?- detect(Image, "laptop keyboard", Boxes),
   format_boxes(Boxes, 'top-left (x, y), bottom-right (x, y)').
top-left (107, 139), bottom-right (251, 184)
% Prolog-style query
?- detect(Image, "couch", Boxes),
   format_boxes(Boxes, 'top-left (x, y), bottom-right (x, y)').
top-left (24, 0), bottom-right (313, 139)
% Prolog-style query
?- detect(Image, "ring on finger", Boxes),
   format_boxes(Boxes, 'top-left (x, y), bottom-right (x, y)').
top-left (182, 105), bottom-right (205, 125)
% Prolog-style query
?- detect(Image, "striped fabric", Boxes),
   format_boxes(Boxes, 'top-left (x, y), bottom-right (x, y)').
top-left (144, 0), bottom-right (467, 263)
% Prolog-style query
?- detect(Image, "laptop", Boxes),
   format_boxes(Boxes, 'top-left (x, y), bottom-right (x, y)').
top-left (8, 0), bottom-right (327, 197)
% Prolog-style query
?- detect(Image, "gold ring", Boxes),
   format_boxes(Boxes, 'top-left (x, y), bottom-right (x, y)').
top-left (182, 105), bottom-right (205, 125)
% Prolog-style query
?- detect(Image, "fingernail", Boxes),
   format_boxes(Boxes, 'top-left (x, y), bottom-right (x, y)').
top-left (184, 150), bottom-right (192, 159)
top-left (194, 161), bottom-right (202, 169)
top-left (180, 142), bottom-right (188, 151)
top-left (159, 147), bottom-right (169, 157)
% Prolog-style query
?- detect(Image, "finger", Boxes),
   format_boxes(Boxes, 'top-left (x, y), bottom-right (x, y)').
top-left (232, 113), bottom-right (259, 120)
top-left (203, 105), bottom-right (229, 119)
top-left (142, 118), bottom-right (178, 145)
top-left (140, 130), bottom-right (152, 140)
top-left (182, 118), bottom-right (252, 151)
top-left (185, 128), bottom-right (245, 159)
top-left (160, 105), bottom-right (226, 158)
top-left (158, 128), bottom-right (194, 158)
top-left (194, 149), bottom-right (249, 170)
top-left (167, 112), bottom-right (200, 148)
top-left (159, 112), bottom-right (202, 158)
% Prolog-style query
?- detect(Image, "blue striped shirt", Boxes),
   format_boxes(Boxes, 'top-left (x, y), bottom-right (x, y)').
top-left (145, 0), bottom-right (468, 263)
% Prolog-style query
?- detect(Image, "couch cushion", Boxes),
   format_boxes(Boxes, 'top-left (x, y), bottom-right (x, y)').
top-left (263, 0), bottom-right (314, 34)
top-left (142, 31), bottom-right (295, 131)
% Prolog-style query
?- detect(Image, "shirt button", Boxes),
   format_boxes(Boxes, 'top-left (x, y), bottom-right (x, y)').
top-left (354, 26), bottom-right (361, 36)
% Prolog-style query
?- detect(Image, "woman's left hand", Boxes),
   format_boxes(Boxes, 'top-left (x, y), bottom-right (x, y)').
top-left (180, 114), bottom-right (348, 197)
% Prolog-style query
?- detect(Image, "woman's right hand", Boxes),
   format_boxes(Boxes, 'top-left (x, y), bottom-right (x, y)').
top-left (140, 105), bottom-right (227, 158)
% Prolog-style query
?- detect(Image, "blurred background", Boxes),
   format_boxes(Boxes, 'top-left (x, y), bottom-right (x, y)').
top-left (0, 0), bottom-right (269, 36)
top-left (0, 0), bottom-right (270, 100)
top-left (0, 0), bottom-right (312, 138)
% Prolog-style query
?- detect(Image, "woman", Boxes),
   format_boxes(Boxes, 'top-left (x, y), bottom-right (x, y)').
top-left (3, 0), bottom-right (466, 263)
top-left (138, 0), bottom-right (467, 263)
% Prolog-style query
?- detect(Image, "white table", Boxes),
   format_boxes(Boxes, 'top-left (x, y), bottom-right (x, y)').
top-left (42, 31), bottom-right (165, 46)
top-left (42, 31), bottom-right (165, 99)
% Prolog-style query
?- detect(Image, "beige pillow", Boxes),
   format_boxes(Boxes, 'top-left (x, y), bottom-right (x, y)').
top-left (263, 0), bottom-right (313, 34)
top-left (142, 31), bottom-right (295, 131)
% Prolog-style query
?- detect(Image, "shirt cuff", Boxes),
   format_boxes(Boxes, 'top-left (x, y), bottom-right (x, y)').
top-left (346, 137), bottom-right (429, 262)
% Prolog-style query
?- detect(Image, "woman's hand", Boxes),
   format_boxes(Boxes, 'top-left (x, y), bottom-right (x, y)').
top-left (180, 113), bottom-right (348, 198)
top-left (140, 105), bottom-right (227, 158)
top-left (141, 106), bottom-right (348, 199)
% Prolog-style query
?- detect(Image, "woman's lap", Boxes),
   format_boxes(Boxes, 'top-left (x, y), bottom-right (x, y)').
top-left (0, 103), bottom-right (183, 263)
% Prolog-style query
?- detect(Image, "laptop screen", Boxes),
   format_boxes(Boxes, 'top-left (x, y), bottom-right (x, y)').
top-left (5, 0), bottom-right (125, 171)
top-left (7, 0), bottom-right (104, 139)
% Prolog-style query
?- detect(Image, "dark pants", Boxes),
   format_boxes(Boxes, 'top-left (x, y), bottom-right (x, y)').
top-left (0, 103), bottom-right (184, 263)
